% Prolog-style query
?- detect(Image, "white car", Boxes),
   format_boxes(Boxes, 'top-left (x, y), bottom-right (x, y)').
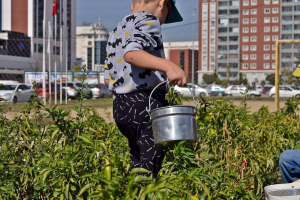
top-left (61, 82), bottom-right (92, 99)
top-left (269, 86), bottom-right (300, 98)
top-left (0, 83), bottom-right (35, 103)
top-left (88, 83), bottom-right (113, 98)
top-left (174, 83), bottom-right (208, 97)
top-left (225, 85), bottom-right (261, 97)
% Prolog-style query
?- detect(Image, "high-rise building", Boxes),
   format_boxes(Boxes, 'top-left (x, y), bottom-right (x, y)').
top-left (0, 0), bottom-right (76, 72)
top-left (76, 19), bottom-right (109, 72)
top-left (198, 0), bottom-right (290, 86)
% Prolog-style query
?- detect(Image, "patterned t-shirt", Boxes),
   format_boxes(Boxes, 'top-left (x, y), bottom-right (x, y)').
top-left (104, 11), bottom-right (167, 94)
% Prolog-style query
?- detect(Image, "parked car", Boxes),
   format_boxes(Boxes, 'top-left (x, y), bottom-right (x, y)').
top-left (61, 82), bottom-right (92, 99)
top-left (225, 85), bottom-right (261, 97)
top-left (269, 85), bottom-right (300, 97)
top-left (88, 83), bottom-right (113, 98)
top-left (255, 85), bottom-right (263, 93)
top-left (205, 84), bottom-right (225, 96)
top-left (0, 83), bottom-right (35, 103)
top-left (35, 83), bottom-right (66, 100)
top-left (262, 85), bottom-right (274, 95)
top-left (174, 83), bottom-right (208, 97)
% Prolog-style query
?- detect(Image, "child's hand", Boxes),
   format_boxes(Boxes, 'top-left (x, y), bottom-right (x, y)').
top-left (165, 60), bottom-right (187, 87)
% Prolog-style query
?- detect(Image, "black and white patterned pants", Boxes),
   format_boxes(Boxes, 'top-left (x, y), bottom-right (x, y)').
top-left (113, 90), bottom-right (168, 178)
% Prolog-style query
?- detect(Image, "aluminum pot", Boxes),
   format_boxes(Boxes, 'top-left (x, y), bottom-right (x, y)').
top-left (147, 81), bottom-right (198, 146)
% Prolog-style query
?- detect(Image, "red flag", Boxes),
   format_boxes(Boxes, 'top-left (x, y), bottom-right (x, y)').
top-left (52, 0), bottom-right (58, 16)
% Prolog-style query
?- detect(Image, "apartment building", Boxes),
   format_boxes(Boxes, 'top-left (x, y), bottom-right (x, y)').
top-left (76, 20), bottom-right (109, 72)
top-left (0, 0), bottom-right (76, 71)
top-left (198, 0), bottom-right (291, 85)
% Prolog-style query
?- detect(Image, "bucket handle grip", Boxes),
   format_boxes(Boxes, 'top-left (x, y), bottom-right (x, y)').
top-left (146, 80), bottom-right (200, 113)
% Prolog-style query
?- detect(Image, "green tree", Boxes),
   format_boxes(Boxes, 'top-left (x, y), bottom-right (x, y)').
top-left (266, 73), bottom-right (275, 85)
top-left (72, 64), bottom-right (81, 72)
top-left (203, 73), bottom-right (218, 85)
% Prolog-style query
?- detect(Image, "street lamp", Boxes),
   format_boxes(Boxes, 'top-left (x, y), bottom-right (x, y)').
top-left (192, 7), bottom-right (197, 94)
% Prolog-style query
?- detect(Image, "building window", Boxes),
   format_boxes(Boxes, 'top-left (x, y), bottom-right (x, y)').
top-left (272, 45), bottom-right (276, 50)
top-left (210, 65), bottom-right (215, 71)
top-left (211, 30), bottom-right (215, 35)
top-left (243, 63), bottom-right (249, 69)
top-left (243, 1), bottom-right (249, 6)
top-left (272, 26), bottom-right (279, 32)
top-left (243, 9), bottom-right (249, 15)
top-left (243, 27), bottom-right (249, 33)
top-left (251, 0), bottom-right (257, 5)
top-left (243, 54), bottom-right (249, 60)
top-left (264, 36), bottom-right (270, 41)
top-left (251, 18), bottom-right (257, 24)
top-left (264, 45), bottom-right (270, 50)
top-left (210, 47), bottom-right (215, 53)
top-left (264, 8), bottom-right (270, 14)
top-left (265, 0), bottom-right (270, 4)
top-left (180, 51), bottom-right (185, 70)
top-left (264, 54), bottom-right (270, 60)
top-left (272, 35), bottom-right (278, 41)
top-left (272, 54), bottom-right (276, 60)
top-left (38, 44), bottom-right (43, 53)
top-left (272, 17), bottom-right (278, 23)
top-left (243, 36), bottom-right (249, 42)
top-left (87, 47), bottom-right (92, 70)
top-left (273, 8), bottom-right (279, 13)
top-left (250, 45), bottom-right (257, 51)
top-left (264, 26), bottom-right (270, 32)
top-left (251, 9), bottom-right (257, 14)
top-left (251, 27), bottom-right (257, 33)
top-left (243, 45), bottom-right (249, 51)
top-left (210, 56), bottom-right (215, 62)
top-left (273, 0), bottom-right (278, 4)
top-left (264, 17), bottom-right (270, 23)
top-left (88, 41), bottom-right (92, 45)
top-left (250, 36), bottom-right (257, 42)
top-left (250, 54), bottom-right (257, 60)
top-left (264, 63), bottom-right (270, 69)
top-left (272, 63), bottom-right (275, 69)
top-left (243, 18), bottom-right (249, 24)
top-left (250, 63), bottom-right (256, 69)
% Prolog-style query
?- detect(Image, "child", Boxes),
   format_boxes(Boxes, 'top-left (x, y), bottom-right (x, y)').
top-left (104, 0), bottom-right (187, 178)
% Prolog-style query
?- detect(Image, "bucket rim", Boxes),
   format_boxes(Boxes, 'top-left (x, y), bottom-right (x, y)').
top-left (149, 105), bottom-right (196, 114)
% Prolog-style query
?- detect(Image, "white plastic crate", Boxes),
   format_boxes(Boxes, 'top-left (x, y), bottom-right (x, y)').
top-left (265, 183), bottom-right (300, 200)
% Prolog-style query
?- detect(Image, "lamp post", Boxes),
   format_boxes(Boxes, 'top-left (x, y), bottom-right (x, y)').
top-left (192, 7), bottom-right (196, 94)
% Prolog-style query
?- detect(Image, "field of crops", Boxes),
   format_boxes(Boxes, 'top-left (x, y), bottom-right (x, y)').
top-left (1, 86), bottom-right (300, 199)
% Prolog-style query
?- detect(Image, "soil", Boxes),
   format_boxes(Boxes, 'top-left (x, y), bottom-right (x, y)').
top-left (3, 100), bottom-right (294, 123)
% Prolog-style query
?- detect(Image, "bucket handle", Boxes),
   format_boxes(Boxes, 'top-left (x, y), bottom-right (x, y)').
top-left (146, 80), bottom-right (200, 113)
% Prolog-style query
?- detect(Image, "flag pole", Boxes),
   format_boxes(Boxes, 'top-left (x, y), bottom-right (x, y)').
top-left (54, 14), bottom-right (57, 105)
top-left (48, 21), bottom-right (52, 106)
top-left (43, 1), bottom-right (46, 106)
top-left (60, 0), bottom-right (63, 105)
top-left (65, 40), bottom-right (68, 104)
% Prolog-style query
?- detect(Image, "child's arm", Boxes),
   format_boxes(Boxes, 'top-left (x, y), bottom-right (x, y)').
top-left (124, 50), bottom-right (187, 86)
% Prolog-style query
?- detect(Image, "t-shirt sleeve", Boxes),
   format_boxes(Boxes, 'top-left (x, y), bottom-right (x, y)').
top-left (123, 16), bottom-right (161, 56)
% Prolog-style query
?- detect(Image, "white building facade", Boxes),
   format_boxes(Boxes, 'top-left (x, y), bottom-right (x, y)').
top-left (76, 20), bottom-right (109, 72)
top-left (0, 0), bottom-right (76, 72)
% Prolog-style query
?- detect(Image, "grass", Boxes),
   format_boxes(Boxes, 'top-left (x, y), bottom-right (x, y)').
top-left (0, 98), bottom-right (114, 113)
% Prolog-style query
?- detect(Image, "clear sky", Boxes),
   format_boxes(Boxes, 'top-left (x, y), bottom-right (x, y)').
top-left (76, 0), bottom-right (199, 42)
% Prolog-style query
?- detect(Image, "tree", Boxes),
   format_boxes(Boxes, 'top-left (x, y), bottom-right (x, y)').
top-left (203, 73), bottom-right (218, 85)
top-left (72, 64), bottom-right (81, 72)
top-left (266, 74), bottom-right (275, 85)
top-left (260, 80), bottom-right (266, 86)
top-left (226, 64), bottom-right (231, 79)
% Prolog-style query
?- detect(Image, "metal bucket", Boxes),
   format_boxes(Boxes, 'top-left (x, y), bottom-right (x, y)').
top-left (147, 81), bottom-right (198, 146)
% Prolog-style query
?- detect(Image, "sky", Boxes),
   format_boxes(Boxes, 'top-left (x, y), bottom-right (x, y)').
top-left (76, 0), bottom-right (199, 42)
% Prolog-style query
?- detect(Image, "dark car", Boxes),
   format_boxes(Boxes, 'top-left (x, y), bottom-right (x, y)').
top-left (35, 83), bottom-right (66, 100)
top-left (262, 85), bottom-right (274, 95)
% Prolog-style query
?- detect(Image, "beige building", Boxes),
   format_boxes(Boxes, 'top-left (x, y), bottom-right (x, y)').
top-left (76, 19), bottom-right (109, 72)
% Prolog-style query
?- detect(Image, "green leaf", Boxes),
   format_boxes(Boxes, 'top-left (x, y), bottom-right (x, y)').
top-left (77, 135), bottom-right (93, 145)
top-left (134, 175), bottom-right (152, 183)
top-left (77, 183), bottom-right (94, 197)
top-left (43, 170), bottom-right (51, 183)
top-left (131, 168), bottom-right (150, 174)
